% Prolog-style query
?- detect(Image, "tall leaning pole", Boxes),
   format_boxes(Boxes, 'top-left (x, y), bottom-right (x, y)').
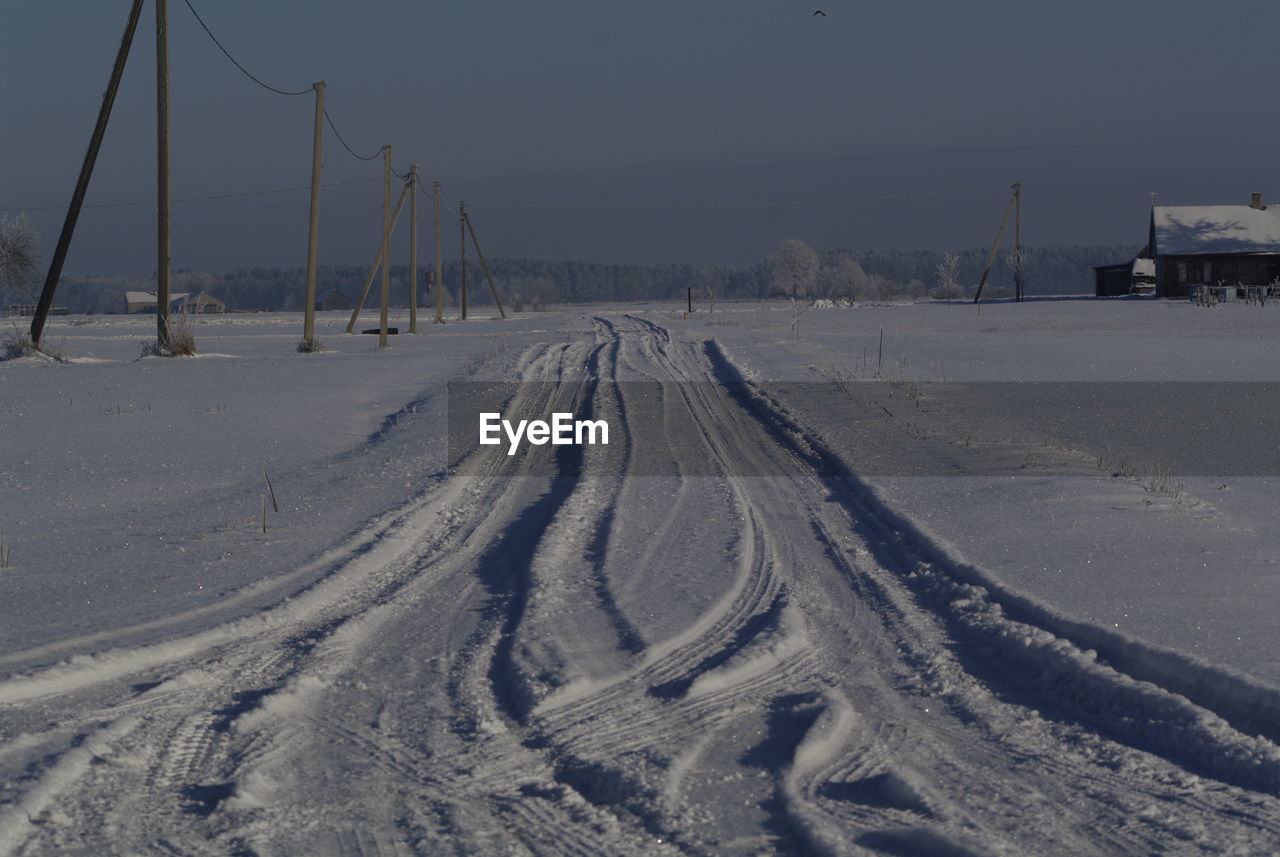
top-left (156, 0), bottom-right (172, 348)
top-left (433, 181), bottom-right (444, 323)
top-left (30, 0), bottom-right (146, 347)
top-left (408, 164), bottom-right (418, 334)
top-left (302, 81), bottom-right (325, 349)
top-left (379, 146), bottom-right (392, 348)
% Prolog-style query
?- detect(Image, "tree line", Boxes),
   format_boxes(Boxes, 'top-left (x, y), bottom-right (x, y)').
top-left (7, 235), bottom-right (1140, 314)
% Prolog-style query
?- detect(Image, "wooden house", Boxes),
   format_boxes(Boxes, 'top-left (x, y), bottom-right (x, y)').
top-left (1147, 194), bottom-right (1280, 297)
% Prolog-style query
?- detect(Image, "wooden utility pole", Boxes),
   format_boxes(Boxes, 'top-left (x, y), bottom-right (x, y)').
top-left (344, 182), bottom-right (410, 333)
top-left (302, 81), bottom-right (325, 348)
top-left (1013, 182), bottom-right (1023, 302)
top-left (463, 209), bottom-right (505, 319)
top-left (156, 0), bottom-right (172, 348)
top-left (408, 164), bottom-right (419, 333)
top-left (30, 0), bottom-right (145, 347)
top-left (459, 200), bottom-right (468, 321)
top-left (379, 146), bottom-right (391, 348)
top-left (972, 185), bottom-right (1017, 304)
top-left (433, 180), bottom-right (444, 323)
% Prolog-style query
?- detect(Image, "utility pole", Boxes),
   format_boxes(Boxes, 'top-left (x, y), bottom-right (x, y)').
top-left (408, 164), bottom-right (419, 333)
top-left (30, 0), bottom-right (145, 347)
top-left (302, 81), bottom-right (325, 349)
top-left (463, 209), bottom-right (505, 319)
top-left (156, 0), bottom-right (172, 348)
top-left (972, 185), bottom-right (1017, 304)
top-left (379, 146), bottom-right (392, 348)
top-left (433, 180), bottom-right (444, 323)
top-left (344, 182), bottom-right (409, 333)
top-left (1013, 182), bottom-right (1023, 302)
top-left (459, 200), bottom-right (468, 321)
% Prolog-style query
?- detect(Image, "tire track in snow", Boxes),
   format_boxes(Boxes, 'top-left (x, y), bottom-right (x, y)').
top-left (11, 313), bottom-right (1278, 855)
top-left (614, 315), bottom-right (1280, 853)
top-left (0, 340), bottom-right (608, 855)
top-left (699, 335), bottom-right (1280, 796)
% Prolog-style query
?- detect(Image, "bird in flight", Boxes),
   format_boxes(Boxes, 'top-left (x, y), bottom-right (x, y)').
top-left (814, 9), bottom-right (826, 15)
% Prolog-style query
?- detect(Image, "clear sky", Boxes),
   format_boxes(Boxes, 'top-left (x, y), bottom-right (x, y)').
top-left (3, 0), bottom-right (1278, 277)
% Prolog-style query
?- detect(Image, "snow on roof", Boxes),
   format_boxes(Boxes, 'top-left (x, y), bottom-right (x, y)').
top-left (124, 291), bottom-right (192, 303)
top-left (1131, 258), bottom-right (1155, 277)
top-left (1152, 204), bottom-right (1280, 256)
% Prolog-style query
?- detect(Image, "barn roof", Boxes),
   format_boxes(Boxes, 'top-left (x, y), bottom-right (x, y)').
top-left (125, 291), bottom-right (192, 303)
top-left (1152, 205), bottom-right (1280, 256)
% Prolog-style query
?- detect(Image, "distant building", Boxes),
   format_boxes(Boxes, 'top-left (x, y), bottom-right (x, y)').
top-left (172, 292), bottom-right (226, 314)
top-left (1147, 194), bottom-right (1280, 297)
top-left (319, 289), bottom-right (353, 311)
top-left (125, 291), bottom-right (226, 314)
top-left (4, 304), bottom-right (68, 317)
top-left (125, 291), bottom-right (169, 313)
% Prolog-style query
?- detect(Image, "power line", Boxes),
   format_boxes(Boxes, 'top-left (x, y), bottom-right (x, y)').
top-left (181, 0), bottom-right (312, 97)
top-left (3, 176), bottom-right (380, 213)
top-left (183, 0), bottom-right (390, 167)
top-left (8, 179), bottom-right (1010, 217)
top-left (473, 183), bottom-right (1012, 211)
top-left (439, 190), bottom-right (459, 216)
top-left (323, 109), bottom-right (384, 161)
top-left (185, 0), bottom-right (389, 168)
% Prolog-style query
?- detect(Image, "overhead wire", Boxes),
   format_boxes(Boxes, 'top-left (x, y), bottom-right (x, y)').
top-left (27, 4), bottom-right (1017, 263)
top-left (407, 182), bottom-right (1007, 219)
top-left (9, 181), bottom-right (1010, 217)
top-left (181, 0), bottom-right (312, 97)
top-left (58, 2), bottom-right (1000, 222)
top-left (323, 109), bottom-right (385, 162)
top-left (2, 177), bottom-right (381, 213)
top-left (470, 183), bottom-right (1012, 211)
top-left (185, 0), bottom-right (388, 167)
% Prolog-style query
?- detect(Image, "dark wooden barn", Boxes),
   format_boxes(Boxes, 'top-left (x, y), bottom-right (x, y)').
top-left (1147, 194), bottom-right (1280, 298)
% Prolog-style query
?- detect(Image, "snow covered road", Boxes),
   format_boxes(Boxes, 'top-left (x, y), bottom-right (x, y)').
top-left (2, 312), bottom-right (1279, 855)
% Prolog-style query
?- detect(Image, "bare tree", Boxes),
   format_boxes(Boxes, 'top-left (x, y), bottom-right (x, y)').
top-left (1003, 245), bottom-right (1035, 299)
top-left (0, 213), bottom-right (40, 306)
top-left (932, 251), bottom-right (963, 303)
top-left (766, 239), bottom-right (819, 300)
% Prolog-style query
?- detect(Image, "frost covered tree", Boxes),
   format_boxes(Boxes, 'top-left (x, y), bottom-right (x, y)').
top-left (174, 268), bottom-right (217, 293)
top-left (0, 212), bottom-right (40, 305)
top-left (1003, 245), bottom-right (1035, 298)
top-left (817, 256), bottom-right (870, 303)
top-left (766, 239), bottom-right (819, 299)
top-left (931, 251), bottom-right (963, 302)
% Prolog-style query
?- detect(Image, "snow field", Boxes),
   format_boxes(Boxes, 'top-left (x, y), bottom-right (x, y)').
top-left (1, 302), bottom-right (1278, 854)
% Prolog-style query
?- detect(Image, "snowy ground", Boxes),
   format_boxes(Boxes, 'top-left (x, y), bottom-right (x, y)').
top-left (1, 300), bottom-right (1278, 855)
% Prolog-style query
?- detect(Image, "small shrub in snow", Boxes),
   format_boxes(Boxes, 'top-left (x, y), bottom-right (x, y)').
top-left (167, 315), bottom-right (197, 356)
top-left (1142, 470), bottom-right (1186, 500)
top-left (1, 328), bottom-right (38, 360)
top-left (297, 337), bottom-right (324, 353)
top-left (140, 315), bottom-right (198, 357)
top-left (1, 326), bottom-right (66, 362)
